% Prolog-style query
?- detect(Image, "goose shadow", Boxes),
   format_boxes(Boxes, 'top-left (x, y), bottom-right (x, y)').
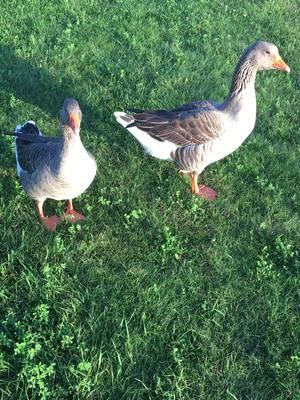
top-left (0, 44), bottom-right (102, 132)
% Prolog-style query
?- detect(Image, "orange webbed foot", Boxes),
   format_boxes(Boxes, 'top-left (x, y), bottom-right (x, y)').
top-left (40, 215), bottom-right (60, 231)
top-left (194, 185), bottom-right (217, 201)
top-left (65, 209), bottom-right (85, 223)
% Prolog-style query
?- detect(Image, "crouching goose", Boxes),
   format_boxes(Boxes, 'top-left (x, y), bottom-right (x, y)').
top-left (14, 98), bottom-right (97, 231)
top-left (114, 41), bottom-right (290, 200)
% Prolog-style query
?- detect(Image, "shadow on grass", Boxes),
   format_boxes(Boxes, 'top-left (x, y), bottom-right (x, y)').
top-left (0, 44), bottom-right (101, 130)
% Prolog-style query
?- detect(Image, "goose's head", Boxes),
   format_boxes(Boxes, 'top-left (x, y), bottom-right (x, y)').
top-left (60, 98), bottom-right (82, 135)
top-left (247, 41), bottom-right (290, 73)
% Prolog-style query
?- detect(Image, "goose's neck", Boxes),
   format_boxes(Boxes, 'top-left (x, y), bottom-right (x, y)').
top-left (61, 125), bottom-right (82, 146)
top-left (227, 56), bottom-right (257, 100)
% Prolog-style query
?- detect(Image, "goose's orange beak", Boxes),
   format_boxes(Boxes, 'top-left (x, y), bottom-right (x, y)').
top-left (272, 56), bottom-right (290, 73)
top-left (68, 113), bottom-right (81, 134)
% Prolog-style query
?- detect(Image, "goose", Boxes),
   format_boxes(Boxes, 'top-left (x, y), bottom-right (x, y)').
top-left (14, 98), bottom-right (97, 231)
top-left (114, 41), bottom-right (290, 200)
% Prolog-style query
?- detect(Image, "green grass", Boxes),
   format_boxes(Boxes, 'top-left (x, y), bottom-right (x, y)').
top-left (0, 0), bottom-right (300, 399)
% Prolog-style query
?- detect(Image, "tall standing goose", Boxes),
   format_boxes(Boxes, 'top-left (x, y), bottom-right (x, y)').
top-left (114, 41), bottom-right (290, 200)
top-left (14, 98), bottom-right (97, 231)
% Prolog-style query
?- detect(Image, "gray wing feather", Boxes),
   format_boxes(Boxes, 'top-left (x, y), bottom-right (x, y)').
top-left (170, 100), bottom-right (219, 112)
top-left (17, 139), bottom-right (63, 174)
top-left (15, 134), bottom-right (61, 144)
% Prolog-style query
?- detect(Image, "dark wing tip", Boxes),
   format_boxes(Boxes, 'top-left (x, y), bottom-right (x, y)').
top-left (127, 108), bottom-right (145, 114)
top-left (21, 121), bottom-right (40, 135)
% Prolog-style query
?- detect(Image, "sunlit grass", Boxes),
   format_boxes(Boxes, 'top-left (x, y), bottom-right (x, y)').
top-left (0, 1), bottom-right (299, 399)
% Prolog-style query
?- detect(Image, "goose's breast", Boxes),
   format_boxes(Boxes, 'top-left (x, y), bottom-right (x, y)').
top-left (60, 150), bottom-right (95, 180)
top-left (234, 100), bottom-right (256, 137)
top-left (54, 148), bottom-right (97, 199)
top-left (225, 90), bottom-right (257, 150)
top-left (202, 94), bottom-right (256, 166)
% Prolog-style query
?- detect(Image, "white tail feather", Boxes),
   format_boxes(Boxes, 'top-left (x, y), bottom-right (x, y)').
top-left (114, 111), bottom-right (177, 160)
top-left (114, 112), bottom-right (131, 128)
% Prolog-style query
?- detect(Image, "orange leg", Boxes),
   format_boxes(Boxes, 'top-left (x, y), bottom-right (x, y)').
top-left (64, 199), bottom-right (85, 223)
top-left (189, 173), bottom-right (217, 201)
top-left (36, 200), bottom-right (60, 232)
top-left (189, 173), bottom-right (199, 194)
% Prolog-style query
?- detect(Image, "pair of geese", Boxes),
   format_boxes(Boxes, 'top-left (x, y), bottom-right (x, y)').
top-left (8, 41), bottom-right (290, 231)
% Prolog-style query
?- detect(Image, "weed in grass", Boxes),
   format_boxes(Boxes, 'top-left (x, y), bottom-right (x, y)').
top-left (256, 246), bottom-right (278, 281)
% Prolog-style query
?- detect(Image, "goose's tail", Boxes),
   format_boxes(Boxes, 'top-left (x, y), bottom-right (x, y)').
top-left (15, 121), bottom-right (42, 137)
top-left (15, 121), bottom-right (42, 176)
top-left (113, 111), bottom-right (176, 160)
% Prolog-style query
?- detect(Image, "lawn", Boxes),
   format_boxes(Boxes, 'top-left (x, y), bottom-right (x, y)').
top-left (0, 0), bottom-right (299, 399)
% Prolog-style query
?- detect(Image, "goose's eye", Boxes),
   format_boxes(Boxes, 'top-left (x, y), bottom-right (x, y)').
top-left (264, 50), bottom-right (271, 55)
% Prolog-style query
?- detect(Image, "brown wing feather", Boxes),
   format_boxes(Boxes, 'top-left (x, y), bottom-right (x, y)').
top-left (130, 102), bottom-right (223, 146)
